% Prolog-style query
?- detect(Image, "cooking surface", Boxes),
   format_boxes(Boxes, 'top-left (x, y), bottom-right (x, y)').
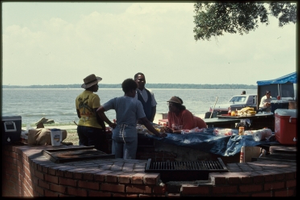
top-left (145, 157), bottom-right (228, 181)
top-left (43, 146), bottom-right (115, 163)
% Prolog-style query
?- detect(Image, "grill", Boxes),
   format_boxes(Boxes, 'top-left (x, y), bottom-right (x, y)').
top-left (145, 157), bottom-right (228, 181)
top-left (43, 146), bottom-right (115, 163)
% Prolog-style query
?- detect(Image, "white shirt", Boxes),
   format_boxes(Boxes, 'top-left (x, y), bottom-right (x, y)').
top-left (259, 95), bottom-right (272, 108)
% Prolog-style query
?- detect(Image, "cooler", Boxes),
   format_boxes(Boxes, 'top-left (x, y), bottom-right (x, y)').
top-left (274, 109), bottom-right (297, 145)
top-left (2, 116), bottom-right (22, 145)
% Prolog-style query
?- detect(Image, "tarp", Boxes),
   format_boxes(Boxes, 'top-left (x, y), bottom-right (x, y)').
top-left (257, 72), bottom-right (297, 86)
top-left (147, 128), bottom-right (279, 157)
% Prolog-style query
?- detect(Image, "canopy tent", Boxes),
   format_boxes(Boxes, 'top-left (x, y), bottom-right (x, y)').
top-left (257, 72), bottom-right (297, 86)
top-left (256, 72), bottom-right (297, 109)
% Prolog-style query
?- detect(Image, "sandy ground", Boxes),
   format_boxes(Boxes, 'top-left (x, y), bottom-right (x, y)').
top-left (22, 113), bottom-right (206, 145)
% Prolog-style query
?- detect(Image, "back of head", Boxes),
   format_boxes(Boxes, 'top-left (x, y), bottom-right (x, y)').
top-left (122, 78), bottom-right (138, 93)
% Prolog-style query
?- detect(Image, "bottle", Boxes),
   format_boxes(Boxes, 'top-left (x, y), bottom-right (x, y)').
top-left (239, 127), bottom-right (244, 135)
top-left (228, 108), bottom-right (231, 116)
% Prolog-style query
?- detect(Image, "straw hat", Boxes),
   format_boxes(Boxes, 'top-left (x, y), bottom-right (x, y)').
top-left (167, 96), bottom-right (183, 105)
top-left (81, 74), bottom-right (102, 89)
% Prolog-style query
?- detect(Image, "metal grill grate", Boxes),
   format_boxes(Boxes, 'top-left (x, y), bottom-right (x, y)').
top-left (145, 157), bottom-right (228, 181)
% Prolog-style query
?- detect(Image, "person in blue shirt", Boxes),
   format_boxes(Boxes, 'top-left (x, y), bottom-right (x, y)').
top-left (96, 78), bottom-right (166, 159)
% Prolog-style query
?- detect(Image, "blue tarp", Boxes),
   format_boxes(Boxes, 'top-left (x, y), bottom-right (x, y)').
top-left (147, 128), bottom-right (279, 157)
top-left (257, 72), bottom-right (297, 86)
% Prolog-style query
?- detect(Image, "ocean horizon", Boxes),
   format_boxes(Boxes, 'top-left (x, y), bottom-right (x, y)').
top-left (2, 87), bottom-right (257, 126)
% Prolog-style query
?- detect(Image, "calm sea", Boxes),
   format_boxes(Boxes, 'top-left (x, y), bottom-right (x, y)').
top-left (2, 88), bottom-right (257, 126)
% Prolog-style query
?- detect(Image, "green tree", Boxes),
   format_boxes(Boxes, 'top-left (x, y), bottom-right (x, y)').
top-left (193, 2), bottom-right (297, 41)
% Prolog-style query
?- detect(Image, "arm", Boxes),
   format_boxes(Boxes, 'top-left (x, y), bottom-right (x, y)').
top-left (139, 117), bottom-right (166, 137)
top-left (150, 106), bottom-right (156, 122)
top-left (94, 108), bottom-right (106, 130)
top-left (163, 112), bottom-right (173, 133)
top-left (96, 106), bottom-right (117, 129)
top-left (76, 109), bottom-right (81, 118)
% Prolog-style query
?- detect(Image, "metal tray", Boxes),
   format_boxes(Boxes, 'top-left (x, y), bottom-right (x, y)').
top-left (42, 146), bottom-right (115, 163)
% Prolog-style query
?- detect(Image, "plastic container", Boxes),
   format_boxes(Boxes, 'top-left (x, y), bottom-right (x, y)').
top-left (274, 109), bottom-right (297, 145)
top-left (50, 129), bottom-right (62, 146)
top-left (244, 128), bottom-right (272, 141)
top-left (252, 128), bottom-right (272, 141)
top-left (213, 128), bottom-right (238, 136)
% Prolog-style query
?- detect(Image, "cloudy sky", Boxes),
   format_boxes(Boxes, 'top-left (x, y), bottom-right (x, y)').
top-left (2, 2), bottom-right (297, 86)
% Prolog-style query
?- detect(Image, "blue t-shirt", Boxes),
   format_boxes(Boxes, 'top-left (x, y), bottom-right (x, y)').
top-left (103, 96), bottom-right (146, 139)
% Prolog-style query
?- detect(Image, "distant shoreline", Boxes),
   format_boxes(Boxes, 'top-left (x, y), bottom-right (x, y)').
top-left (2, 83), bottom-right (257, 89)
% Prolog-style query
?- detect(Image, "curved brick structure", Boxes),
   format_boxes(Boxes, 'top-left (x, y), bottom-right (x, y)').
top-left (2, 145), bottom-right (296, 197)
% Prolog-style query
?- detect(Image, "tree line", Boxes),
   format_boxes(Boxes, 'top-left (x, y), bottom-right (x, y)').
top-left (2, 83), bottom-right (256, 89)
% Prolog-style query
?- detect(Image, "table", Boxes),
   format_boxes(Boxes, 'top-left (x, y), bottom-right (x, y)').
top-left (203, 118), bottom-right (240, 128)
top-left (217, 113), bottom-right (275, 131)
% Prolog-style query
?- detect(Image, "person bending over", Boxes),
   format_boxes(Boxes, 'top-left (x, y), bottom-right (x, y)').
top-left (164, 96), bottom-right (207, 133)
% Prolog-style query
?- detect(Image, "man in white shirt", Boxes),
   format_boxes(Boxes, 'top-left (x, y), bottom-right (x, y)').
top-left (259, 90), bottom-right (272, 112)
top-left (134, 72), bottom-right (157, 122)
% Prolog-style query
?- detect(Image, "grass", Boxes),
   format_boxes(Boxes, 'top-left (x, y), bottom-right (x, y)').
top-left (22, 125), bottom-right (80, 145)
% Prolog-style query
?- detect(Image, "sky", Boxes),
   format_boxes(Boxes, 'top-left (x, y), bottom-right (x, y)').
top-left (1, 2), bottom-right (298, 86)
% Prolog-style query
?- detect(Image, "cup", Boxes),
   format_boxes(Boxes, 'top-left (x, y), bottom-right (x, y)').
top-left (50, 129), bottom-right (62, 146)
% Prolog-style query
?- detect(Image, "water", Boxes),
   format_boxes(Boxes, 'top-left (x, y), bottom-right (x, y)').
top-left (2, 88), bottom-right (257, 126)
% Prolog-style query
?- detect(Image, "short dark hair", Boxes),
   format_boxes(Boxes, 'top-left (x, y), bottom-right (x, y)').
top-left (122, 78), bottom-right (138, 93)
top-left (134, 72), bottom-right (145, 80)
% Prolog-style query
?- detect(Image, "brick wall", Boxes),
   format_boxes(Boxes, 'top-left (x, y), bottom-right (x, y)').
top-left (2, 145), bottom-right (296, 197)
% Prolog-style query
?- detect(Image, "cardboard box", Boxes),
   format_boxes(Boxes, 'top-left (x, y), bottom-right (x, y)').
top-left (274, 109), bottom-right (297, 145)
top-left (240, 146), bottom-right (262, 163)
top-left (2, 116), bottom-right (22, 145)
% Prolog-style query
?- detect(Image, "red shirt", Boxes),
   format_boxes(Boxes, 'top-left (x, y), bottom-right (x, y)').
top-left (167, 109), bottom-right (207, 130)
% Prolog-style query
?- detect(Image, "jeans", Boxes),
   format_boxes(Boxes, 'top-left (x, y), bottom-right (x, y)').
top-left (112, 124), bottom-right (137, 159)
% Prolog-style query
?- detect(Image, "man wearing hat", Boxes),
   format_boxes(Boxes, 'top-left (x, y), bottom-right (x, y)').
top-left (75, 74), bottom-right (115, 153)
top-left (164, 96), bottom-right (207, 133)
top-left (259, 90), bottom-right (272, 112)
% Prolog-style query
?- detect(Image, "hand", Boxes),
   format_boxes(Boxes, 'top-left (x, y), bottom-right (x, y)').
top-left (109, 122), bottom-right (117, 129)
top-left (172, 129), bottom-right (182, 134)
top-left (156, 132), bottom-right (167, 138)
top-left (162, 126), bottom-right (173, 133)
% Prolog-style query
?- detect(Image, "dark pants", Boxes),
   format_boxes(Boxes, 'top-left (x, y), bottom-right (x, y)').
top-left (77, 126), bottom-right (107, 153)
